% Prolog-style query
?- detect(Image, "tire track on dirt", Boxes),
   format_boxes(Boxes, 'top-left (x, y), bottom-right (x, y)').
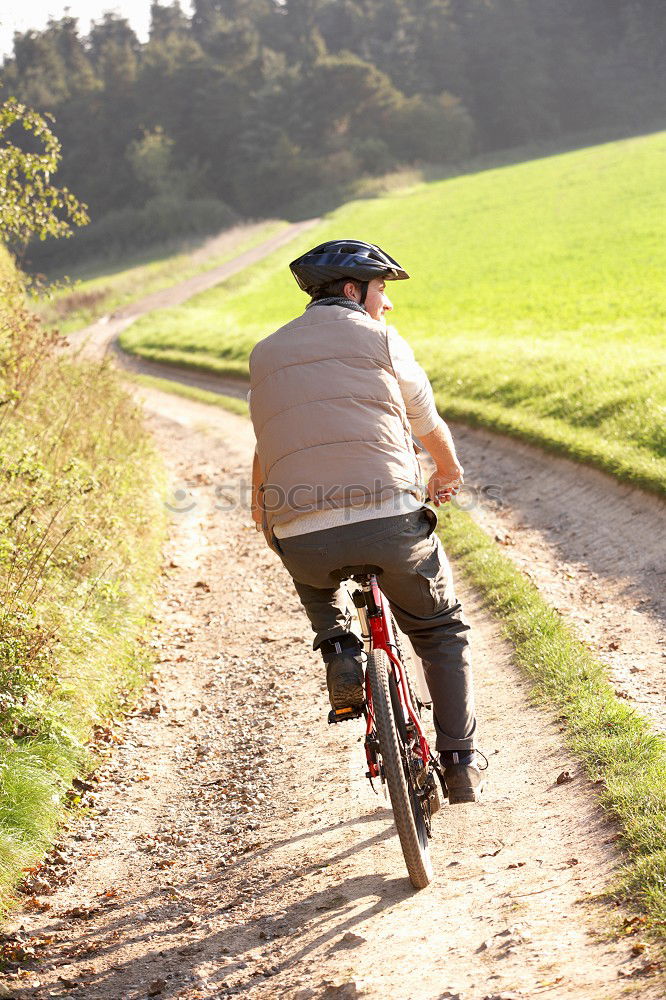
top-left (452, 423), bottom-right (666, 733)
top-left (3, 389), bottom-right (661, 1000)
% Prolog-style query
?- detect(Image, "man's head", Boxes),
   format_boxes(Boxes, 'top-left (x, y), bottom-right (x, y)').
top-left (342, 276), bottom-right (393, 322)
top-left (289, 239), bottom-right (408, 320)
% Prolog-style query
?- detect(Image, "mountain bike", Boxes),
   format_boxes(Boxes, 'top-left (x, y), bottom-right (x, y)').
top-left (328, 564), bottom-right (445, 889)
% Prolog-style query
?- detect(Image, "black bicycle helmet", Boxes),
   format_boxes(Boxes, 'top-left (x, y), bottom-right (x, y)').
top-left (290, 239), bottom-right (410, 294)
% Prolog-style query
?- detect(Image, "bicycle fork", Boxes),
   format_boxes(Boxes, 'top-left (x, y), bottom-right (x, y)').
top-left (352, 579), bottom-right (444, 809)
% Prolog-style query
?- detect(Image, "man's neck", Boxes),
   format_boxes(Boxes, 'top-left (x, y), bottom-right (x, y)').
top-left (306, 296), bottom-right (367, 314)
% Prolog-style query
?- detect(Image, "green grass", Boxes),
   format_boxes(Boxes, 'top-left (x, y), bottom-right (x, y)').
top-left (34, 220), bottom-right (288, 335)
top-left (127, 372), bottom-right (249, 415)
top-left (121, 131), bottom-right (666, 494)
top-left (0, 249), bottom-right (165, 913)
top-left (438, 504), bottom-right (666, 934)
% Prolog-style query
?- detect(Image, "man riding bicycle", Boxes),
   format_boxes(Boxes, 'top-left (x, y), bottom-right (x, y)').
top-left (248, 239), bottom-right (482, 803)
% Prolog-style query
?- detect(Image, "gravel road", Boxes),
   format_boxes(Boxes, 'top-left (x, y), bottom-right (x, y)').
top-left (2, 389), bottom-right (663, 1000)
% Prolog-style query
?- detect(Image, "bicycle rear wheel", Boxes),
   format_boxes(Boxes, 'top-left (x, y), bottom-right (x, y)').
top-left (367, 650), bottom-right (433, 889)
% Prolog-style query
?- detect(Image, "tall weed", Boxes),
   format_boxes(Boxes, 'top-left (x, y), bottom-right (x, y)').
top-left (0, 251), bottom-right (164, 910)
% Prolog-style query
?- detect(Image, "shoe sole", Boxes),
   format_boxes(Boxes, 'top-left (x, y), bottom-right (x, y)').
top-left (448, 789), bottom-right (480, 804)
top-left (448, 777), bottom-right (485, 805)
top-left (330, 680), bottom-right (365, 711)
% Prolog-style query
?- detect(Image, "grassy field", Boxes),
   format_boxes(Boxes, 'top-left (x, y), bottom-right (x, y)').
top-left (121, 131), bottom-right (666, 493)
top-left (34, 220), bottom-right (288, 335)
top-left (0, 250), bottom-right (165, 912)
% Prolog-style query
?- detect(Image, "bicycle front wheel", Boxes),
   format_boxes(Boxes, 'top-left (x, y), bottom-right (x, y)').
top-left (367, 650), bottom-right (433, 889)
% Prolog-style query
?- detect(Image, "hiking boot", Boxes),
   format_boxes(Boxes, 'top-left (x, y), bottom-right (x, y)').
top-left (440, 750), bottom-right (485, 804)
top-left (320, 634), bottom-right (365, 710)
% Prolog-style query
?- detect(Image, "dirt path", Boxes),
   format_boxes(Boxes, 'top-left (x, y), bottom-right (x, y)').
top-left (66, 218), bottom-right (319, 363)
top-left (2, 389), bottom-right (662, 1000)
top-left (110, 357), bottom-right (666, 737)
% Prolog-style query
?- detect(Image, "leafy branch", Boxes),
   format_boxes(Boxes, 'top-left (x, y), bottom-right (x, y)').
top-left (0, 98), bottom-right (89, 248)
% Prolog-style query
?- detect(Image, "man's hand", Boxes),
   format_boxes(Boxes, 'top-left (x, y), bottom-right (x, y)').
top-left (427, 464), bottom-right (464, 506)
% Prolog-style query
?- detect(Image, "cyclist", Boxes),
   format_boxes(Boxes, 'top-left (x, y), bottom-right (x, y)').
top-left (248, 240), bottom-right (483, 803)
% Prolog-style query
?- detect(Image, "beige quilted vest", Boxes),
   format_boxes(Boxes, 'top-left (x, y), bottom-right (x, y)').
top-left (249, 304), bottom-right (424, 538)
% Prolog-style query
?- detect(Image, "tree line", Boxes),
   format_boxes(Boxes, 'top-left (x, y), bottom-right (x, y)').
top-left (2, 0), bottom-right (664, 269)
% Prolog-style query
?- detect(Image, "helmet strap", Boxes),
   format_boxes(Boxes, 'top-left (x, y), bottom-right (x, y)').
top-left (358, 280), bottom-right (369, 306)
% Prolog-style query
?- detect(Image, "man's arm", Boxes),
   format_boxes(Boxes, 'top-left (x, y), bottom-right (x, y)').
top-left (251, 450), bottom-right (263, 526)
top-left (419, 418), bottom-right (464, 506)
top-left (386, 328), bottom-right (463, 505)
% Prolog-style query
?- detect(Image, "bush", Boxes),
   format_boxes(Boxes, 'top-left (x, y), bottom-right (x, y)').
top-left (351, 137), bottom-right (396, 175)
top-left (25, 194), bottom-right (237, 271)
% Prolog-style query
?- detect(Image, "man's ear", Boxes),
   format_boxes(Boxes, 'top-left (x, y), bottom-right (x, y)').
top-left (343, 280), bottom-right (360, 301)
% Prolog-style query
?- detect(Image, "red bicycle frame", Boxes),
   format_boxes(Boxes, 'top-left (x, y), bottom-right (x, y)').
top-left (359, 575), bottom-right (431, 778)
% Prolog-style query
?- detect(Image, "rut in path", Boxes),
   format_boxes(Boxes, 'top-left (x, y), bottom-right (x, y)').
top-left (3, 387), bottom-right (662, 1000)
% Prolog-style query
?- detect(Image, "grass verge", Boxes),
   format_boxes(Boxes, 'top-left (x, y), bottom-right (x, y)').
top-left (438, 504), bottom-right (666, 934)
top-left (0, 251), bottom-right (165, 914)
top-left (127, 372), bottom-right (249, 416)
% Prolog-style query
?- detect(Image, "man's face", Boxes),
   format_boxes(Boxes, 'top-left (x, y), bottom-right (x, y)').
top-left (345, 277), bottom-right (393, 323)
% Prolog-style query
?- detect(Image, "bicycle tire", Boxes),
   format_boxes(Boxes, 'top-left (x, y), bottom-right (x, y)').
top-left (367, 650), bottom-right (433, 889)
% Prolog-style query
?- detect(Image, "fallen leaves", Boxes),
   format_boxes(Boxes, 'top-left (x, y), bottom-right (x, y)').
top-left (24, 896), bottom-right (51, 912)
top-left (139, 702), bottom-right (164, 717)
top-left (476, 923), bottom-right (532, 954)
top-left (62, 904), bottom-right (101, 920)
top-left (0, 932), bottom-right (58, 967)
top-left (57, 975), bottom-right (80, 989)
top-left (618, 959), bottom-right (662, 978)
top-left (621, 914), bottom-right (648, 935)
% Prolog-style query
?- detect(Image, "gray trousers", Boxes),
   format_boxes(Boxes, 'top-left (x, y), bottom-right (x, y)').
top-left (274, 508), bottom-right (476, 753)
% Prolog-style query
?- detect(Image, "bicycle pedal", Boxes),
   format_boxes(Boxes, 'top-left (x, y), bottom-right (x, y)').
top-left (328, 706), bottom-right (364, 724)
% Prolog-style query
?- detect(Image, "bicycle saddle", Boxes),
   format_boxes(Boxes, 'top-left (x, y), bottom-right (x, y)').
top-left (331, 564), bottom-right (384, 583)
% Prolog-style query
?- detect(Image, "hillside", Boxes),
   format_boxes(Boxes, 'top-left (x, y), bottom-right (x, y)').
top-left (121, 131), bottom-right (666, 492)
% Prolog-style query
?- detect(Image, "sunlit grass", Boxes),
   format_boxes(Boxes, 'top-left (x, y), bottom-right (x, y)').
top-left (122, 131), bottom-right (666, 492)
